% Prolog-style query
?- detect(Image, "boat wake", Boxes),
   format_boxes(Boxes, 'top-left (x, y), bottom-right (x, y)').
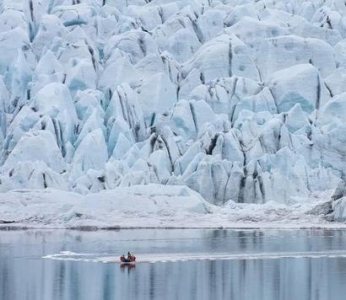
top-left (43, 250), bottom-right (346, 264)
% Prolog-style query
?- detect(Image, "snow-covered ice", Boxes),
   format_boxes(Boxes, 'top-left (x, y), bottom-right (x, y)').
top-left (0, 185), bottom-right (344, 229)
top-left (0, 0), bottom-right (346, 226)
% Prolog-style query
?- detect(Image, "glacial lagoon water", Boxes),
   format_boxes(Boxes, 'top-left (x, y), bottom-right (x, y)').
top-left (1, 229), bottom-right (346, 300)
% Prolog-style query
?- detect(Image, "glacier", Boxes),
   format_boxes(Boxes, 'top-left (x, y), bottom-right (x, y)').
top-left (1, 0), bottom-right (346, 226)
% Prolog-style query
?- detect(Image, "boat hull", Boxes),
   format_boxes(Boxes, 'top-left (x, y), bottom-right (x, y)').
top-left (120, 256), bottom-right (136, 263)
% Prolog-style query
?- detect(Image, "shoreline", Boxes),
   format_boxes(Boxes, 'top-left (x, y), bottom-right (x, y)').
top-left (1, 222), bottom-right (346, 231)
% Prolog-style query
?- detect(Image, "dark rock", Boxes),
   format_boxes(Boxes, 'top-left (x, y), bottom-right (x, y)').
top-left (0, 220), bottom-right (16, 224)
top-left (331, 181), bottom-right (346, 201)
top-left (75, 212), bottom-right (83, 218)
top-left (306, 201), bottom-right (333, 216)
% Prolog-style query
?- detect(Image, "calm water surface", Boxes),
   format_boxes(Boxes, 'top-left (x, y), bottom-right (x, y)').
top-left (1, 229), bottom-right (346, 300)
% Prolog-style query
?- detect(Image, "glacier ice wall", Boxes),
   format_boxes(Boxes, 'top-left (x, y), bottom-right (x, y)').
top-left (0, 0), bottom-right (345, 205)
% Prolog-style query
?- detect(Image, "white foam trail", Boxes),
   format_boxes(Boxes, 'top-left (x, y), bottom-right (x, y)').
top-left (43, 250), bottom-right (346, 264)
top-left (43, 251), bottom-right (100, 263)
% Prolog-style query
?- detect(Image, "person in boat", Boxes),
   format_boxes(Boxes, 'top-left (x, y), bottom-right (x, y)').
top-left (120, 252), bottom-right (135, 262)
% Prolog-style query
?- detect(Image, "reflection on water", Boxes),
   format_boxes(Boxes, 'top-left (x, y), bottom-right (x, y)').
top-left (1, 229), bottom-right (346, 300)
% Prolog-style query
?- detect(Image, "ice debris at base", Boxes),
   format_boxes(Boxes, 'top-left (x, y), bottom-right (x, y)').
top-left (0, 0), bottom-right (346, 216)
top-left (0, 186), bottom-right (340, 228)
top-left (0, 185), bottom-right (210, 225)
